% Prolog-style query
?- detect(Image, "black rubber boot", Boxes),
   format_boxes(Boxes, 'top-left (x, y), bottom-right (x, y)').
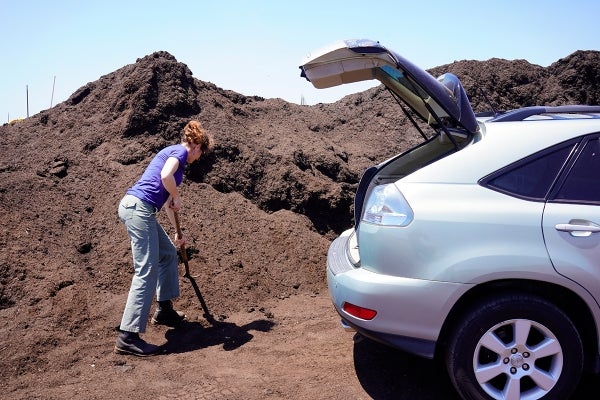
top-left (151, 300), bottom-right (186, 327)
top-left (114, 331), bottom-right (160, 357)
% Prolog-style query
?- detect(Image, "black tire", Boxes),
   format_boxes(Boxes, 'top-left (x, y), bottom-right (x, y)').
top-left (445, 293), bottom-right (583, 400)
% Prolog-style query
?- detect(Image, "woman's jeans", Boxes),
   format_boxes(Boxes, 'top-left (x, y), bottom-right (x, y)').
top-left (118, 194), bottom-right (180, 333)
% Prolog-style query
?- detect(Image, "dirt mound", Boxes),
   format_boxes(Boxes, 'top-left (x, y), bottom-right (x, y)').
top-left (1, 49), bottom-right (599, 399)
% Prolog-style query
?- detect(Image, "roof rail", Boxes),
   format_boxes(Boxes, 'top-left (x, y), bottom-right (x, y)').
top-left (489, 105), bottom-right (600, 122)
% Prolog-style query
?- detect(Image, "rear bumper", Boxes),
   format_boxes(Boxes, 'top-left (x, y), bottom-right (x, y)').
top-left (326, 230), bottom-right (467, 359)
top-left (338, 316), bottom-right (436, 359)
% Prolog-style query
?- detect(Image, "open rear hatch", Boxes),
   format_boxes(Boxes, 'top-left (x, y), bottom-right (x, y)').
top-left (300, 39), bottom-right (478, 135)
top-left (300, 39), bottom-right (480, 232)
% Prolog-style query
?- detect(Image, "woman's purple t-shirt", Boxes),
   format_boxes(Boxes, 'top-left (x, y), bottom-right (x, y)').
top-left (126, 144), bottom-right (187, 209)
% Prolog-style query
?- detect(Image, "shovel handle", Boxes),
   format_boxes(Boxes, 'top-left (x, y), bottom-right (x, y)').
top-left (173, 211), bottom-right (190, 277)
top-left (173, 211), bottom-right (213, 323)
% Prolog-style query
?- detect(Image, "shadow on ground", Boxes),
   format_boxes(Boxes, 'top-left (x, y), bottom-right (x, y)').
top-left (162, 319), bottom-right (275, 353)
top-left (353, 335), bottom-right (459, 400)
top-left (353, 334), bottom-right (600, 399)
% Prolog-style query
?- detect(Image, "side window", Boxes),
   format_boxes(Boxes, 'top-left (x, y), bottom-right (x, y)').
top-left (554, 137), bottom-right (600, 203)
top-left (483, 144), bottom-right (574, 200)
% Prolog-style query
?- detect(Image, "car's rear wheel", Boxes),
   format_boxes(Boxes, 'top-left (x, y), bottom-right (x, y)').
top-left (445, 293), bottom-right (583, 400)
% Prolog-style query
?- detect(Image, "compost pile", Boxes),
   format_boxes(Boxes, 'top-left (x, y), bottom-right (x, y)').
top-left (1, 49), bottom-right (599, 399)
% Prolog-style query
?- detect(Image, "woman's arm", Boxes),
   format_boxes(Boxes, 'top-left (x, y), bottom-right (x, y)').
top-left (161, 156), bottom-right (181, 211)
top-left (161, 156), bottom-right (186, 246)
top-left (164, 199), bottom-right (185, 246)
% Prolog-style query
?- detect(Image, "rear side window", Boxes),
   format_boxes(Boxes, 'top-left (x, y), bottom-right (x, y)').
top-left (553, 137), bottom-right (600, 203)
top-left (482, 143), bottom-right (575, 200)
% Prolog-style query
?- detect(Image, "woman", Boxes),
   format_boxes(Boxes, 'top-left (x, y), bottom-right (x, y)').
top-left (115, 120), bottom-right (214, 356)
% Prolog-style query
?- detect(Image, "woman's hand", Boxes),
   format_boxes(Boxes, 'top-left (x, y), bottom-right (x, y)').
top-left (170, 196), bottom-right (182, 212)
top-left (174, 232), bottom-right (186, 247)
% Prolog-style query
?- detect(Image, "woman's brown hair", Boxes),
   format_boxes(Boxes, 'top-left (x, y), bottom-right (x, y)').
top-left (183, 120), bottom-right (214, 153)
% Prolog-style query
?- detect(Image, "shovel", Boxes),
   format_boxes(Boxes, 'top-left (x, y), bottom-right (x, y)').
top-left (173, 211), bottom-right (215, 324)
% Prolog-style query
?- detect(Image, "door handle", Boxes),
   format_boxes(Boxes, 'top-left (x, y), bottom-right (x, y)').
top-left (555, 222), bottom-right (600, 237)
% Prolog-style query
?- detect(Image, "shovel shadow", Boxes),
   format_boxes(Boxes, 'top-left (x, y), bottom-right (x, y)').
top-left (161, 318), bottom-right (275, 354)
top-left (163, 265), bottom-right (274, 353)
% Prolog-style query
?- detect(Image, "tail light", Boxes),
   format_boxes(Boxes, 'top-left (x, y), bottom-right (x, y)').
top-left (343, 302), bottom-right (377, 320)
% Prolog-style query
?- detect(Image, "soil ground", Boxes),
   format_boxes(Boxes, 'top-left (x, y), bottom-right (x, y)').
top-left (2, 49), bottom-right (600, 399)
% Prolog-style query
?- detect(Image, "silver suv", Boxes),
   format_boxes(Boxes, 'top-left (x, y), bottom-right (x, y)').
top-left (300, 39), bottom-right (600, 400)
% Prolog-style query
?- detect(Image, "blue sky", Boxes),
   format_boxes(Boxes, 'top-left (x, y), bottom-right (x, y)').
top-left (2, 0), bottom-right (599, 122)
